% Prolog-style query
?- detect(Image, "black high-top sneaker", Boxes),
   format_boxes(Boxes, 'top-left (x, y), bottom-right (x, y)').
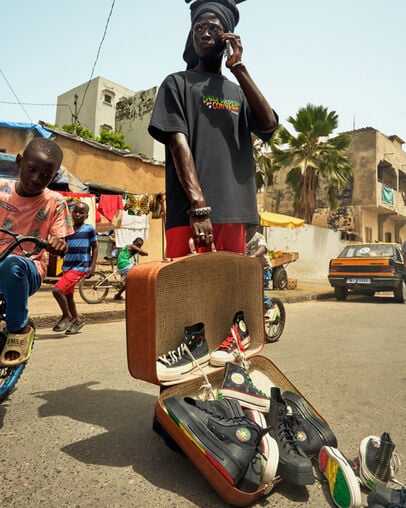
top-left (358, 433), bottom-right (397, 490)
top-left (164, 396), bottom-right (265, 486)
top-left (266, 387), bottom-right (315, 485)
top-left (367, 485), bottom-right (406, 507)
top-left (282, 390), bottom-right (338, 457)
top-left (156, 323), bottom-right (209, 382)
top-left (209, 311), bottom-right (250, 367)
top-left (217, 362), bottom-right (270, 412)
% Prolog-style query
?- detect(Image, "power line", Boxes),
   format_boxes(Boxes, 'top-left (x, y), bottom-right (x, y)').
top-left (77, 0), bottom-right (116, 119)
top-left (0, 68), bottom-right (33, 122)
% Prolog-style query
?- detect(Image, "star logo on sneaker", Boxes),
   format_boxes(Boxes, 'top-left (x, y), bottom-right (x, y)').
top-left (235, 427), bottom-right (251, 442)
top-left (239, 321), bottom-right (247, 333)
top-left (295, 430), bottom-right (308, 443)
top-left (230, 372), bottom-right (245, 386)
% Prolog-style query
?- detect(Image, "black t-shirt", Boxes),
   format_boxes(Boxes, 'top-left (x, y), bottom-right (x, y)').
top-left (149, 69), bottom-right (276, 228)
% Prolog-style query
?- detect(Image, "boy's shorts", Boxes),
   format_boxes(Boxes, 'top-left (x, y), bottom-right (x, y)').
top-left (55, 270), bottom-right (86, 295)
top-left (117, 264), bottom-right (134, 277)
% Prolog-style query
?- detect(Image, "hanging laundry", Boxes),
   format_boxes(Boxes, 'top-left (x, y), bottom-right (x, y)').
top-left (98, 194), bottom-right (124, 222)
top-left (124, 193), bottom-right (151, 215)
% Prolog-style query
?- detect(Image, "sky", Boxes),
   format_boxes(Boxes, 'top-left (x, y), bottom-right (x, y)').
top-left (1, 0), bottom-right (405, 143)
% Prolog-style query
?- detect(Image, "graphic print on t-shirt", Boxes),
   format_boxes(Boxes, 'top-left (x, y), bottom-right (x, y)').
top-left (202, 95), bottom-right (240, 114)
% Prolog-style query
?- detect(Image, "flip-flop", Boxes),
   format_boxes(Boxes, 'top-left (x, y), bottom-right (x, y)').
top-left (0, 326), bottom-right (35, 367)
top-left (65, 322), bottom-right (85, 335)
top-left (52, 318), bottom-right (72, 332)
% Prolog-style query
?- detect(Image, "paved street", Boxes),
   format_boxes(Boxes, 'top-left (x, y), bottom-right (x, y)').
top-left (1, 298), bottom-right (405, 507)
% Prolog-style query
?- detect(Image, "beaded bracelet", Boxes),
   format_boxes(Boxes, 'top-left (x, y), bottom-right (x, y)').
top-left (187, 206), bottom-right (212, 217)
top-left (231, 61), bottom-right (244, 69)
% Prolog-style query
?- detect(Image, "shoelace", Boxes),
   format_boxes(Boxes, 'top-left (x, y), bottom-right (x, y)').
top-left (157, 342), bottom-right (189, 366)
top-left (278, 416), bottom-right (303, 453)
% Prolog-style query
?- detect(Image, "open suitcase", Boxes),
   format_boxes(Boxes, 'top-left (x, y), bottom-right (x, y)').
top-left (126, 252), bottom-right (326, 506)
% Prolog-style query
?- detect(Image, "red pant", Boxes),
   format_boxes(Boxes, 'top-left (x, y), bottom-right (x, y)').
top-left (55, 270), bottom-right (86, 295)
top-left (165, 224), bottom-right (245, 258)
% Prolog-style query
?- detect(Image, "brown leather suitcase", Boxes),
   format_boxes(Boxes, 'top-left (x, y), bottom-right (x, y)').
top-left (126, 251), bottom-right (325, 506)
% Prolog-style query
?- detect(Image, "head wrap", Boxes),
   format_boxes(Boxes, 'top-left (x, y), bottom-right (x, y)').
top-left (183, 0), bottom-right (244, 69)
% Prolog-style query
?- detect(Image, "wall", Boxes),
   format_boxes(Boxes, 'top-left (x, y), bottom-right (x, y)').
top-left (264, 224), bottom-right (346, 281)
top-left (116, 87), bottom-right (165, 161)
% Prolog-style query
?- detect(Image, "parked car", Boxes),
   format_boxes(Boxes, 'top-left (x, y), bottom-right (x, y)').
top-left (328, 243), bottom-right (406, 302)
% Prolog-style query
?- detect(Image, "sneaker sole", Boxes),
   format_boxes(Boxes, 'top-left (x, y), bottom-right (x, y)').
top-left (157, 353), bottom-right (210, 382)
top-left (319, 446), bottom-right (362, 508)
top-left (245, 409), bottom-right (278, 485)
top-left (283, 391), bottom-right (337, 455)
top-left (358, 436), bottom-right (388, 490)
top-left (209, 337), bottom-right (250, 367)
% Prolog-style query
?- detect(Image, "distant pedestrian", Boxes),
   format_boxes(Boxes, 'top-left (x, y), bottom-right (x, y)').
top-left (52, 202), bottom-right (98, 334)
top-left (114, 237), bottom-right (148, 300)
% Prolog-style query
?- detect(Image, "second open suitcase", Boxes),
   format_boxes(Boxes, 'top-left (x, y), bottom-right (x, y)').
top-left (126, 252), bottom-right (329, 506)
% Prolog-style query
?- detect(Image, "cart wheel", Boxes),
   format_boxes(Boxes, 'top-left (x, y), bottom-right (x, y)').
top-left (273, 267), bottom-right (288, 290)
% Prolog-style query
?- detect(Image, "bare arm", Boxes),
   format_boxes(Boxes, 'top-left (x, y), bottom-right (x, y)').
top-left (223, 33), bottom-right (278, 133)
top-left (167, 132), bottom-right (213, 246)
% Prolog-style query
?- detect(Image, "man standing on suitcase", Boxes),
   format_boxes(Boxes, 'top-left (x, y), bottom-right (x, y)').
top-left (148, 0), bottom-right (278, 258)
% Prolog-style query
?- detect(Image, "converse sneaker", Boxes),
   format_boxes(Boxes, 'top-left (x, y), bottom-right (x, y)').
top-left (367, 485), bottom-right (406, 507)
top-left (358, 433), bottom-right (397, 490)
top-left (156, 322), bottom-right (209, 381)
top-left (209, 311), bottom-right (250, 367)
top-left (319, 446), bottom-right (362, 508)
top-left (243, 408), bottom-right (279, 488)
top-left (283, 390), bottom-right (338, 457)
top-left (266, 387), bottom-right (314, 485)
top-left (164, 396), bottom-right (265, 486)
top-left (217, 362), bottom-right (270, 412)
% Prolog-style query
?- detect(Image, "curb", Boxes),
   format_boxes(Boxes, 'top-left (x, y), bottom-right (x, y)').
top-left (31, 290), bottom-right (334, 329)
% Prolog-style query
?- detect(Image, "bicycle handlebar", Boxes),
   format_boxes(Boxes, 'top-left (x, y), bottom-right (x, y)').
top-left (0, 228), bottom-right (48, 262)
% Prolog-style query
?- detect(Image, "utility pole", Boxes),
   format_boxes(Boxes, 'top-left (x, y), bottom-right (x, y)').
top-left (73, 94), bottom-right (78, 135)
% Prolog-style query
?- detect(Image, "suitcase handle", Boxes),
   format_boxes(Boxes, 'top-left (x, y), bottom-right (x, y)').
top-left (188, 237), bottom-right (217, 254)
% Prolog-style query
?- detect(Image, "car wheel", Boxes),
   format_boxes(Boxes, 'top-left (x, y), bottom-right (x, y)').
top-left (393, 280), bottom-right (406, 303)
top-left (335, 286), bottom-right (348, 301)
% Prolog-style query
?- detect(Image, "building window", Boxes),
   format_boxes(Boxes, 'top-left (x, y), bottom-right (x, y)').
top-left (104, 93), bottom-right (112, 104)
top-left (384, 232), bottom-right (392, 242)
top-left (100, 124), bottom-right (113, 133)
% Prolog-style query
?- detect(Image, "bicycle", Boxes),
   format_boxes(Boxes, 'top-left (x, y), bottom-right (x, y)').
top-left (78, 255), bottom-right (124, 304)
top-left (264, 296), bottom-right (286, 343)
top-left (0, 229), bottom-right (47, 402)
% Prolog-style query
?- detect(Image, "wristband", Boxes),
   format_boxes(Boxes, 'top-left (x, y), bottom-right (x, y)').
top-left (231, 61), bottom-right (244, 69)
top-left (187, 206), bottom-right (212, 217)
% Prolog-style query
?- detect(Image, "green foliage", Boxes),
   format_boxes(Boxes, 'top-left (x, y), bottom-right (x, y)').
top-left (271, 103), bottom-right (352, 224)
top-left (96, 130), bottom-right (130, 150)
top-left (253, 124), bottom-right (284, 189)
top-left (62, 123), bottom-right (94, 139)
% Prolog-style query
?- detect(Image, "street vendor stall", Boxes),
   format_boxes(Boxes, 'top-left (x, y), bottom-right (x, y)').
top-left (259, 212), bottom-right (304, 290)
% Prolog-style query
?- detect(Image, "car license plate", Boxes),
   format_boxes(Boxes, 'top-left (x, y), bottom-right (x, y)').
top-left (346, 278), bottom-right (371, 284)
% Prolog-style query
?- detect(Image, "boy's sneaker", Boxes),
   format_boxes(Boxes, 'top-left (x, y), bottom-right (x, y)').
top-left (209, 311), bottom-right (250, 367)
top-left (282, 390), bottom-right (338, 457)
top-left (156, 322), bottom-right (209, 381)
top-left (164, 396), bottom-right (265, 487)
top-left (367, 485), bottom-right (406, 507)
top-left (243, 408), bottom-right (279, 490)
top-left (319, 446), bottom-right (362, 508)
top-left (358, 433), bottom-right (398, 490)
top-left (217, 362), bottom-right (270, 412)
top-left (266, 387), bottom-right (315, 485)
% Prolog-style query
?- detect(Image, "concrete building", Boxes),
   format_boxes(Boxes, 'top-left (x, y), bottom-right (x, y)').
top-left (56, 77), bottom-right (136, 136)
top-left (115, 87), bottom-right (165, 162)
top-left (265, 128), bottom-right (406, 244)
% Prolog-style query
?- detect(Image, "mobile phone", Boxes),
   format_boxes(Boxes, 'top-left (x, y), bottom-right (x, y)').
top-left (225, 40), bottom-right (232, 59)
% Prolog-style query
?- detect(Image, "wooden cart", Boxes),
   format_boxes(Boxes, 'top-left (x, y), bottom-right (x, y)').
top-left (269, 251), bottom-right (299, 290)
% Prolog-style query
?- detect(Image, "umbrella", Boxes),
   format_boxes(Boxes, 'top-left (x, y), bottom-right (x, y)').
top-left (259, 211), bottom-right (305, 229)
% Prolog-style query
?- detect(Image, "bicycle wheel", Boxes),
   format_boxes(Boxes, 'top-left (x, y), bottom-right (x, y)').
top-left (264, 297), bottom-right (286, 343)
top-left (0, 318), bottom-right (35, 402)
top-left (78, 271), bottom-right (109, 304)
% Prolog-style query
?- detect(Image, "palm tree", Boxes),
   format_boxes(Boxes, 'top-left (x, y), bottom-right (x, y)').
top-left (272, 104), bottom-right (352, 224)
top-left (253, 124), bottom-right (283, 190)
